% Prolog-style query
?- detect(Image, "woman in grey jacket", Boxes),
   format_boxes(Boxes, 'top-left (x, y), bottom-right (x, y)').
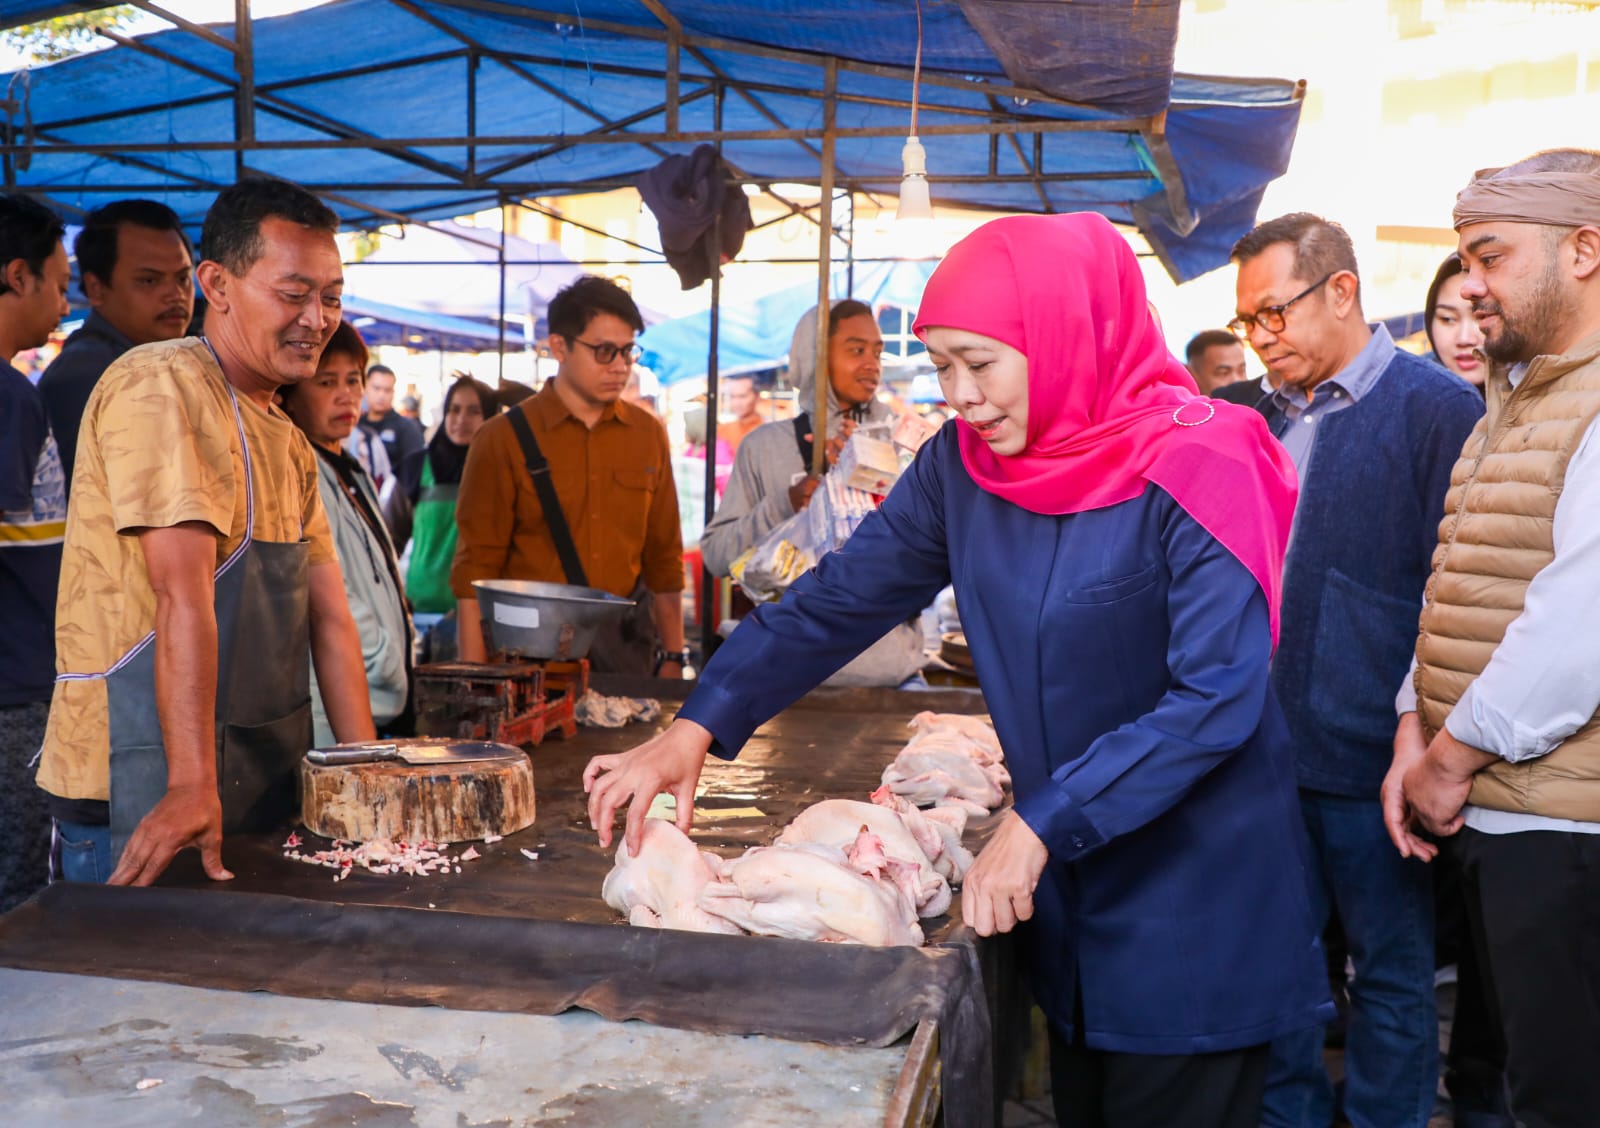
top-left (700, 300), bottom-right (925, 686)
top-left (280, 322), bottom-right (413, 745)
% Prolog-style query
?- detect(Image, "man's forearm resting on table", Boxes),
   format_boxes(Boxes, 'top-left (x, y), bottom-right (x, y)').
top-left (141, 523), bottom-right (222, 789)
top-left (154, 582), bottom-right (221, 789)
top-left (652, 591), bottom-right (685, 653)
top-left (309, 561), bottom-right (378, 742)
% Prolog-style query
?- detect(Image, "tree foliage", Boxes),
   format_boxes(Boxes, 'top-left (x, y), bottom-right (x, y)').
top-left (3, 7), bottom-right (138, 64)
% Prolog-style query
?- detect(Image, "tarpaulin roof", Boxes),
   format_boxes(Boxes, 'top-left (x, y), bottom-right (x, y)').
top-left (341, 291), bottom-right (528, 352)
top-left (0, 0), bottom-right (1305, 281)
top-left (342, 218), bottom-right (585, 329)
top-left (642, 257), bottom-right (935, 385)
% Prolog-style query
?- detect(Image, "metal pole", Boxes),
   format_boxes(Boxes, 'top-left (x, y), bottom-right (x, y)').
top-left (811, 58), bottom-right (836, 478)
top-left (233, 0), bottom-right (253, 181)
top-left (700, 83), bottom-right (726, 664)
top-left (497, 197), bottom-right (508, 383)
top-left (845, 190), bottom-right (855, 297)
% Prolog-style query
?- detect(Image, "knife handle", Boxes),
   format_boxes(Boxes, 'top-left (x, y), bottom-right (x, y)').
top-left (307, 743), bottom-right (399, 765)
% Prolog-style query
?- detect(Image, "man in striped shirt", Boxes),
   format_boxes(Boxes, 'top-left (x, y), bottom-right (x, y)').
top-left (0, 193), bottom-right (71, 912)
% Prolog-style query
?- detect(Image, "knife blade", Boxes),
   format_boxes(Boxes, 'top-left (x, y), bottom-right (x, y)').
top-left (306, 739), bottom-right (524, 766)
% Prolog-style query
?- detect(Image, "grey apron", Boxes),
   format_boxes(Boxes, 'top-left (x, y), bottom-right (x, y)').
top-left (64, 372), bottom-right (313, 864)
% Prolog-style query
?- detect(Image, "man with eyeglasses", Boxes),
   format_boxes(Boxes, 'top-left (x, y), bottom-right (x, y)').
top-left (451, 275), bottom-right (686, 677)
top-left (1228, 214), bottom-right (1484, 1128)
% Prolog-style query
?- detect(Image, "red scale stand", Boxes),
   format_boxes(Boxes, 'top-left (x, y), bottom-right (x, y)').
top-left (413, 658), bottom-right (589, 748)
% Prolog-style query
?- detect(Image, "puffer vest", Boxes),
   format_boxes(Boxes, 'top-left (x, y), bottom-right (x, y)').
top-left (1415, 330), bottom-right (1600, 819)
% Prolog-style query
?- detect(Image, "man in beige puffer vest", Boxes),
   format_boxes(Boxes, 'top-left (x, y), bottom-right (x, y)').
top-left (1383, 148), bottom-right (1600, 1128)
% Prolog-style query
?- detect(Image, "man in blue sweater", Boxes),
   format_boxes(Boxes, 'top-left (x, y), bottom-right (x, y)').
top-left (1231, 214), bottom-right (1485, 1128)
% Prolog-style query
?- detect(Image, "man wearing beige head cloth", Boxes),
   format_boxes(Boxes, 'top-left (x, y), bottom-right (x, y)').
top-left (1383, 148), bottom-right (1600, 1128)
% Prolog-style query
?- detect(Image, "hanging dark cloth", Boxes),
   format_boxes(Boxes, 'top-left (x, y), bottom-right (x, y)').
top-left (637, 144), bottom-right (753, 291)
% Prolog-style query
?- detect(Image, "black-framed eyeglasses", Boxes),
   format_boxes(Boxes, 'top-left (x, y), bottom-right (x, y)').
top-left (1228, 273), bottom-right (1334, 339)
top-left (569, 337), bottom-right (643, 365)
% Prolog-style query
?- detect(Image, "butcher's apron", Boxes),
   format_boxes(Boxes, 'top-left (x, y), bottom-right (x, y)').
top-left (64, 373), bottom-right (312, 864)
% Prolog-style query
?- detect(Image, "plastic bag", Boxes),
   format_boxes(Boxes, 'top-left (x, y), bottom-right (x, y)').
top-left (730, 509), bottom-right (821, 603)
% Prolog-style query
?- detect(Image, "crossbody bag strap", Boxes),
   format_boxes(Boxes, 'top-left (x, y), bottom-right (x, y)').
top-left (792, 412), bottom-right (815, 469)
top-left (507, 405), bottom-right (589, 588)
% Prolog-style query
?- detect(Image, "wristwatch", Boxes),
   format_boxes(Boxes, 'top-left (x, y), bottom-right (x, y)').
top-left (653, 646), bottom-right (691, 674)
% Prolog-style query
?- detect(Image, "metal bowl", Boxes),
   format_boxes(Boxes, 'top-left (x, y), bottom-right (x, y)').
top-left (473, 579), bottom-right (636, 660)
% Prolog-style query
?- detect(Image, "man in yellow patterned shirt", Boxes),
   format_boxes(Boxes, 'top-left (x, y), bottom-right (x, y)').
top-left (36, 177), bottom-right (376, 887)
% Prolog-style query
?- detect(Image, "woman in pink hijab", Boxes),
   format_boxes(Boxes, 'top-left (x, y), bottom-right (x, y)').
top-left (586, 213), bottom-right (1329, 1128)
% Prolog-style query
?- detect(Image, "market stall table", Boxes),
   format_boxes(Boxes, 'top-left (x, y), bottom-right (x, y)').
top-left (0, 967), bottom-right (914, 1127)
top-left (0, 683), bottom-right (1014, 1127)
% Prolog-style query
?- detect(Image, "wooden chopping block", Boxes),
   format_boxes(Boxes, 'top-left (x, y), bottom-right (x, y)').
top-left (299, 755), bottom-right (536, 844)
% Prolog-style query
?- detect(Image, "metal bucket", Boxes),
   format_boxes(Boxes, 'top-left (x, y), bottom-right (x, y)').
top-left (473, 579), bottom-right (636, 661)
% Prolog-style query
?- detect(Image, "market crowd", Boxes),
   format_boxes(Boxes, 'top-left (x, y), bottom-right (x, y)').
top-left (1, 148), bottom-right (1597, 1128)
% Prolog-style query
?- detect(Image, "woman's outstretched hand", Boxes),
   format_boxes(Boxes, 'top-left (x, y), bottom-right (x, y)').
top-left (584, 718), bottom-right (715, 853)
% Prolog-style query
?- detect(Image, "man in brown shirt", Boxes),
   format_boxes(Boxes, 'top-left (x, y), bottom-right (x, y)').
top-left (452, 276), bottom-right (686, 676)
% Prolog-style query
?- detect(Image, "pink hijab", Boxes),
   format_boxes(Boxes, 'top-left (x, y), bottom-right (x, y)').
top-left (913, 213), bottom-right (1297, 642)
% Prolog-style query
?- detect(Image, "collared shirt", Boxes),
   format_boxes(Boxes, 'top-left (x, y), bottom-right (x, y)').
top-left (1394, 361), bottom-right (1600, 834)
top-left (1270, 325), bottom-right (1398, 478)
top-left (450, 379), bottom-right (683, 601)
top-left (38, 310), bottom-right (135, 491)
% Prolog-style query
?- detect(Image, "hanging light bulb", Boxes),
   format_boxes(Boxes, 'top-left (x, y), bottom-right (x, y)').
top-left (898, 136), bottom-right (933, 221)
top-left (896, 0), bottom-right (933, 224)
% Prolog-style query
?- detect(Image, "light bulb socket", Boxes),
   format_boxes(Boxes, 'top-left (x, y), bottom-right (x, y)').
top-left (900, 135), bottom-right (928, 176)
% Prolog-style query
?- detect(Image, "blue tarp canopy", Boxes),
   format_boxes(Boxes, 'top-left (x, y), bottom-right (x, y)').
top-left (0, 1), bottom-right (1304, 282)
top-left (641, 258), bottom-right (935, 385)
top-left (340, 291), bottom-right (528, 352)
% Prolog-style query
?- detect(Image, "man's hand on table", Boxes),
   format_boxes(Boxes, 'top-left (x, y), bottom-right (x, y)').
top-left (959, 811), bottom-right (1048, 938)
top-left (1382, 712), bottom-right (1439, 862)
top-left (584, 718), bottom-right (713, 854)
top-left (107, 783), bottom-right (233, 887)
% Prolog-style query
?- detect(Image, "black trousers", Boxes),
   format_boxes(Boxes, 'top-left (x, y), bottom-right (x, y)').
top-left (1456, 826), bottom-right (1600, 1128)
top-left (1048, 1028), bottom-right (1268, 1128)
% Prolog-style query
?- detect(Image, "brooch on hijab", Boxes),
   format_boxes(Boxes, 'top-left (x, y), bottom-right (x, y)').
top-left (1172, 401), bottom-right (1216, 428)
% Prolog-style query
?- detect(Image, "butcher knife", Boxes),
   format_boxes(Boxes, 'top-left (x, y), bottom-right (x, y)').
top-left (305, 739), bottom-right (525, 766)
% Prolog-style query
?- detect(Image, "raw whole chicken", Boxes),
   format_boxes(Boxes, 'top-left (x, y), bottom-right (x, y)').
top-left (601, 819), bottom-right (742, 935)
top-left (872, 787), bottom-right (976, 883)
top-left (777, 799), bottom-right (952, 916)
top-left (880, 744), bottom-right (1007, 813)
top-left (906, 712), bottom-right (1005, 766)
top-left (697, 837), bottom-right (924, 947)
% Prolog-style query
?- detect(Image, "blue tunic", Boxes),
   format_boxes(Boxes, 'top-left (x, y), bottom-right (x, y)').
top-left (681, 425), bottom-right (1332, 1053)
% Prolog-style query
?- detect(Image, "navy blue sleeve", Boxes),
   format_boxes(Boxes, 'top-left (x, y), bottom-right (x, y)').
top-left (38, 345), bottom-right (108, 488)
top-left (0, 371), bottom-right (45, 513)
top-left (679, 435), bottom-right (955, 759)
top-left (1012, 502), bottom-right (1274, 860)
top-left (1414, 384), bottom-right (1484, 562)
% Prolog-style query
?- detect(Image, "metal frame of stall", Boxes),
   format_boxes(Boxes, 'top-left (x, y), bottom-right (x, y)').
top-left (1, 0), bottom-right (1250, 663)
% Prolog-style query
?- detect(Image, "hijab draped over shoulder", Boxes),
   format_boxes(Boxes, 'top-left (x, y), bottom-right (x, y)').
top-left (913, 212), bottom-right (1298, 642)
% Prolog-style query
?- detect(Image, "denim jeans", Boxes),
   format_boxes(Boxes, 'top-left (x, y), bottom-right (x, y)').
top-left (1262, 791), bottom-right (1437, 1128)
top-left (50, 819), bottom-right (113, 884)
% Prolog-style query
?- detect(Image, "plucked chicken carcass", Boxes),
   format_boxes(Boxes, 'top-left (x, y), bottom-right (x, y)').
top-left (777, 798), bottom-right (952, 916)
top-left (906, 712), bottom-right (1005, 766)
top-left (601, 819), bottom-right (742, 935)
top-left (871, 787), bottom-right (976, 883)
top-left (697, 834), bottom-right (924, 947)
top-left (880, 742), bottom-right (1008, 813)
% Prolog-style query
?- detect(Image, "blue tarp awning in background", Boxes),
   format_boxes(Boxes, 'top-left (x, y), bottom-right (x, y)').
top-left (340, 292), bottom-right (527, 353)
top-left (342, 219), bottom-right (662, 335)
top-left (0, 0), bottom-right (1304, 283)
top-left (641, 258), bottom-right (935, 385)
